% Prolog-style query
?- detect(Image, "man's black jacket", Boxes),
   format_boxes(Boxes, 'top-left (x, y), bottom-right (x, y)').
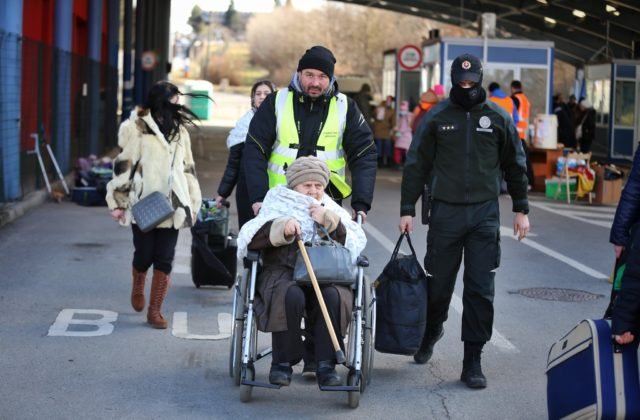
top-left (243, 79), bottom-right (377, 213)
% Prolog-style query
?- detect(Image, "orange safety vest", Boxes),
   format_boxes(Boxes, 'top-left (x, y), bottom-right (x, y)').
top-left (489, 95), bottom-right (515, 119)
top-left (513, 92), bottom-right (530, 141)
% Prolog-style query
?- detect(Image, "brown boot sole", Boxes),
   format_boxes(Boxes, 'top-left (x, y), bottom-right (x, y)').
top-left (147, 319), bottom-right (168, 329)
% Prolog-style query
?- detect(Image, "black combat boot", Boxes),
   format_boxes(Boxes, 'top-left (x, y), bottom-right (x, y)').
top-left (460, 342), bottom-right (487, 389)
top-left (414, 326), bottom-right (444, 364)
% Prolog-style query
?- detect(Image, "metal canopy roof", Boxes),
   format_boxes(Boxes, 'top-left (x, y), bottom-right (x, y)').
top-left (328, 0), bottom-right (640, 67)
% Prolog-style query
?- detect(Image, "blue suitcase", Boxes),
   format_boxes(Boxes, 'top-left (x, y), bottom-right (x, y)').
top-left (546, 319), bottom-right (640, 419)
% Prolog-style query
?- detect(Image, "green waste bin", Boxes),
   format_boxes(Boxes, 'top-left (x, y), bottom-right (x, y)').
top-left (190, 90), bottom-right (211, 120)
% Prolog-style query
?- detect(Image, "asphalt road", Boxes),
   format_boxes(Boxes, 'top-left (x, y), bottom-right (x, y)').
top-left (0, 124), bottom-right (618, 420)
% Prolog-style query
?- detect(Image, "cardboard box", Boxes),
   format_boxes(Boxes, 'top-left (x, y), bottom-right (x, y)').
top-left (545, 177), bottom-right (576, 200)
top-left (594, 166), bottom-right (623, 204)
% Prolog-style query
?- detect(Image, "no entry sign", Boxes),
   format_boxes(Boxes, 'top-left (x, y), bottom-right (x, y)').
top-left (397, 45), bottom-right (422, 70)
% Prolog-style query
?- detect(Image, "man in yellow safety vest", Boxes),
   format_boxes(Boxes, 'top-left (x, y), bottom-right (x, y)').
top-left (243, 45), bottom-right (377, 222)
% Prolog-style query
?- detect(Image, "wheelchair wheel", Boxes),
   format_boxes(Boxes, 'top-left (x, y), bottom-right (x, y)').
top-left (347, 372), bottom-right (360, 409)
top-left (360, 275), bottom-right (375, 391)
top-left (229, 270), bottom-right (248, 385)
top-left (239, 363), bottom-right (255, 403)
top-left (239, 384), bottom-right (252, 403)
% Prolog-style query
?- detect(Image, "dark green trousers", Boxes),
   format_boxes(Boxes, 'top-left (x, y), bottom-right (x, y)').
top-left (424, 199), bottom-right (501, 343)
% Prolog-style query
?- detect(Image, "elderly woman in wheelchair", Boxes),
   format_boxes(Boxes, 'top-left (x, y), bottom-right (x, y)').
top-left (237, 156), bottom-right (367, 388)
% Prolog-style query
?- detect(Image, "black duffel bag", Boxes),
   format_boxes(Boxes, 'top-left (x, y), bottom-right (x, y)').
top-left (375, 232), bottom-right (428, 355)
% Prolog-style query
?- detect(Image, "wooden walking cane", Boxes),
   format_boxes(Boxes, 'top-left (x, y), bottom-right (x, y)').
top-left (296, 238), bottom-right (346, 364)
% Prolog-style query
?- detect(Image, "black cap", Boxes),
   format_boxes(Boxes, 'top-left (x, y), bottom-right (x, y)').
top-left (297, 46), bottom-right (336, 79)
top-left (451, 54), bottom-right (483, 85)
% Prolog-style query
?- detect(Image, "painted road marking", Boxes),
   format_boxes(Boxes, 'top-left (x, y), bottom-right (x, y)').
top-left (363, 223), bottom-right (518, 353)
top-left (499, 226), bottom-right (608, 279)
top-left (48, 309), bottom-right (118, 337)
top-left (528, 201), bottom-right (614, 229)
top-left (172, 312), bottom-right (232, 340)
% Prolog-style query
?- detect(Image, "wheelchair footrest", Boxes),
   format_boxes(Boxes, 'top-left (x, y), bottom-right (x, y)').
top-left (241, 379), bottom-right (281, 389)
top-left (318, 384), bottom-right (359, 392)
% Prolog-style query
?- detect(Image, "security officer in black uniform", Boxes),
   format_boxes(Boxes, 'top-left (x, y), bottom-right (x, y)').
top-left (399, 53), bottom-right (530, 389)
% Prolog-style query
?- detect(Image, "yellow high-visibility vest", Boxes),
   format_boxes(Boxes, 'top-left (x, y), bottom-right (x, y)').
top-left (268, 89), bottom-right (351, 197)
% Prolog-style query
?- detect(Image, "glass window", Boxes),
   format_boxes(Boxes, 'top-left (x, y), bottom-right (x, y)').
top-left (614, 80), bottom-right (636, 126)
top-left (382, 53), bottom-right (396, 99)
top-left (520, 68), bottom-right (548, 119)
top-left (482, 68), bottom-right (514, 96)
top-left (399, 71), bottom-right (421, 111)
top-left (586, 79), bottom-right (610, 126)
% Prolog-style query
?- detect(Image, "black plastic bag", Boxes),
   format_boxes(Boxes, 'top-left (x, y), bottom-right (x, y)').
top-left (375, 232), bottom-right (428, 355)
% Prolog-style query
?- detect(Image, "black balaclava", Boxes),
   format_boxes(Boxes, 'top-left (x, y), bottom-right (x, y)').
top-left (449, 53), bottom-right (486, 110)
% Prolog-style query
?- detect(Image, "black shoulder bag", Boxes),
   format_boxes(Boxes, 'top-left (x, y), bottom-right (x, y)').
top-left (293, 224), bottom-right (357, 286)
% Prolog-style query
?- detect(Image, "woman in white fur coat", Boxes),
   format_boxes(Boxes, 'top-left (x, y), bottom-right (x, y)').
top-left (106, 81), bottom-right (203, 329)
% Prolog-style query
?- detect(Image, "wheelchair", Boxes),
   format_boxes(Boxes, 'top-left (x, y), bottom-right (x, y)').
top-left (228, 233), bottom-right (376, 408)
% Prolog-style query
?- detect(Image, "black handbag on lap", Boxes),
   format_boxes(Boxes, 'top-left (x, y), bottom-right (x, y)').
top-left (375, 232), bottom-right (428, 355)
top-left (293, 224), bottom-right (356, 286)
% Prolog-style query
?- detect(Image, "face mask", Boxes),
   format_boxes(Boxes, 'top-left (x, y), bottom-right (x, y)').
top-left (450, 84), bottom-right (486, 110)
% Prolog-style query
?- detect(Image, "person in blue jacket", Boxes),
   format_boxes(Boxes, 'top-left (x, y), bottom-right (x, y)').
top-left (610, 148), bottom-right (640, 345)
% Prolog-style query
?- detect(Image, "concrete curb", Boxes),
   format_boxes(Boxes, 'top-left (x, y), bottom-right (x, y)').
top-left (0, 189), bottom-right (49, 229)
top-left (0, 173), bottom-right (76, 230)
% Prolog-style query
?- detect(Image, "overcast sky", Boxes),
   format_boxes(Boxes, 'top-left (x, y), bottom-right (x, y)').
top-left (171, 0), bottom-right (326, 34)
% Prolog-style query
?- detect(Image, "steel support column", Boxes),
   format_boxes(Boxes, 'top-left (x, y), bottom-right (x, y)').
top-left (0, 0), bottom-right (23, 201)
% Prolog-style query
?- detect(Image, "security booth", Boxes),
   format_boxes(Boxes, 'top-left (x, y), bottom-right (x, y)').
top-left (382, 45), bottom-right (422, 111)
top-left (420, 37), bottom-right (555, 120)
top-left (584, 60), bottom-right (640, 163)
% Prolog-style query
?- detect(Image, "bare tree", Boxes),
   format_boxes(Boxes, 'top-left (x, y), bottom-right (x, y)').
top-left (246, 4), bottom-right (465, 90)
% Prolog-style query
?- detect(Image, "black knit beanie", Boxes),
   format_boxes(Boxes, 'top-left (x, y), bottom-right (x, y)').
top-left (297, 46), bottom-right (336, 79)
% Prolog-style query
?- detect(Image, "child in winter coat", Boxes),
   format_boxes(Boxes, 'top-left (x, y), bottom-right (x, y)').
top-left (393, 100), bottom-right (413, 167)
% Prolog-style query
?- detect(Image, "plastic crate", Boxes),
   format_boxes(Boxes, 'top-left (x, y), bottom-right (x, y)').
top-left (545, 178), bottom-right (576, 200)
top-left (72, 187), bottom-right (107, 206)
top-left (197, 199), bottom-right (229, 238)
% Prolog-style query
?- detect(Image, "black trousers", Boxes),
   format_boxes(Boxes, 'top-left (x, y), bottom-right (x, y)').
top-left (271, 285), bottom-right (343, 365)
top-left (235, 171), bottom-right (253, 230)
top-left (131, 225), bottom-right (179, 274)
top-left (424, 199), bottom-right (501, 343)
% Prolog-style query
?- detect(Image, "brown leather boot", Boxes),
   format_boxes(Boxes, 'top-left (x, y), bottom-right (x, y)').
top-left (131, 267), bottom-right (147, 312)
top-left (147, 270), bottom-right (170, 329)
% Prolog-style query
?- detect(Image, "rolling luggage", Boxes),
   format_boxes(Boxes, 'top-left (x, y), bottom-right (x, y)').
top-left (190, 200), bottom-right (237, 288)
top-left (546, 318), bottom-right (640, 419)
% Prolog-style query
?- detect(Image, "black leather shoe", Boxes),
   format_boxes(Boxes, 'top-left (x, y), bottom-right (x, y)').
top-left (269, 363), bottom-right (292, 386)
top-left (317, 360), bottom-right (341, 386)
top-left (414, 327), bottom-right (444, 364)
